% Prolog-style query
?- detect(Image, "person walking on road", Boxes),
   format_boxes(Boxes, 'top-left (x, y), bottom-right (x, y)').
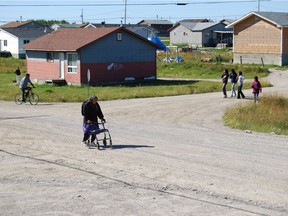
top-left (221, 69), bottom-right (229, 98)
top-left (237, 71), bottom-right (245, 99)
top-left (229, 69), bottom-right (237, 97)
top-left (81, 96), bottom-right (105, 147)
top-left (251, 76), bottom-right (262, 103)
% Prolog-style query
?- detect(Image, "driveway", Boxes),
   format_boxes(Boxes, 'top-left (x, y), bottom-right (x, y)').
top-left (0, 70), bottom-right (287, 216)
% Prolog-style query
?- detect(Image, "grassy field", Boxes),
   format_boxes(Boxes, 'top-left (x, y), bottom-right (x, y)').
top-left (223, 95), bottom-right (288, 135)
top-left (0, 54), bottom-right (270, 102)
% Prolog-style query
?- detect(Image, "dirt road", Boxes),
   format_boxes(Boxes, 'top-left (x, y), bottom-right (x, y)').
top-left (1, 70), bottom-right (287, 216)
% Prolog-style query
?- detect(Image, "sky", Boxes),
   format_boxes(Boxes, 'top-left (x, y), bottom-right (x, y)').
top-left (0, 0), bottom-right (288, 25)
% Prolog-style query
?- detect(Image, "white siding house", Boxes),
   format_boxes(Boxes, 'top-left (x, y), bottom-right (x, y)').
top-left (0, 20), bottom-right (51, 58)
top-left (169, 21), bottom-right (233, 47)
top-left (0, 28), bottom-right (51, 58)
top-left (0, 29), bottom-right (19, 57)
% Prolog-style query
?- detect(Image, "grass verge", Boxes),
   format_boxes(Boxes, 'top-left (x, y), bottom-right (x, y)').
top-left (223, 95), bottom-right (288, 135)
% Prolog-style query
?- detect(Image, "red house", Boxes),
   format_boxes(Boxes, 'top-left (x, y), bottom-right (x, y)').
top-left (23, 27), bottom-right (162, 85)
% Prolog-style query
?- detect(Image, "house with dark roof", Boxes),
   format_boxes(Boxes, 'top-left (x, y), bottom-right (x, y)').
top-left (137, 20), bottom-right (173, 37)
top-left (51, 23), bottom-right (89, 31)
top-left (85, 22), bottom-right (158, 39)
top-left (226, 11), bottom-right (288, 66)
top-left (169, 21), bottom-right (233, 47)
top-left (23, 27), bottom-right (162, 85)
top-left (0, 27), bottom-right (51, 58)
top-left (0, 20), bottom-right (45, 29)
top-left (0, 20), bottom-right (50, 58)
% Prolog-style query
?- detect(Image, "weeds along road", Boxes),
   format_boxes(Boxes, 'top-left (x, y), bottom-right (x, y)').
top-left (0, 70), bottom-right (287, 216)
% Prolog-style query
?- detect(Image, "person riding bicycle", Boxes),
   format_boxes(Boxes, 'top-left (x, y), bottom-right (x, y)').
top-left (19, 73), bottom-right (35, 102)
top-left (81, 96), bottom-right (105, 147)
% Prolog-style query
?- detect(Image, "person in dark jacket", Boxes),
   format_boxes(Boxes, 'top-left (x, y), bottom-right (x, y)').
top-left (229, 68), bottom-right (237, 97)
top-left (81, 96), bottom-right (105, 147)
top-left (15, 67), bottom-right (21, 84)
top-left (221, 69), bottom-right (229, 98)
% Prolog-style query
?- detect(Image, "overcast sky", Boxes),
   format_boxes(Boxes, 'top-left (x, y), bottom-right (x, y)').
top-left (0, 0), bottom-right (288, 24)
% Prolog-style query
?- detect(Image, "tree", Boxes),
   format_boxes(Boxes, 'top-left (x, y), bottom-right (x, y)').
top-left (34, 19), bottom-right (69, 26)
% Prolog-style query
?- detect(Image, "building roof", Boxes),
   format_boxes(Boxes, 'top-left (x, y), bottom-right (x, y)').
top-left (169, 21), bottom-right (225, 32)
top-left (50, 23), bottom-right (89, 31)
top-left (227, 11), bottom-right (288, 28)
top-left (24, 27), bottom-right (162, 52)
top-left (179, 19), bottom-right (209, 23)
top-left (138, 20), bottom-right (173, 25)
top-left (0, 20), bottom-right (34, 28)
top-left (2, 28), bottom-right (51, 38)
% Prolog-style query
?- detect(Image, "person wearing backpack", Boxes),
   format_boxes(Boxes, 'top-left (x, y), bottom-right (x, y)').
top-left (81, 96), bottom-right (105, 147)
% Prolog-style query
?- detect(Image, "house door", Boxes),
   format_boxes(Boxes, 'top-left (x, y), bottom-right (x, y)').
top-left (59, 52), bottom-right (65, 79)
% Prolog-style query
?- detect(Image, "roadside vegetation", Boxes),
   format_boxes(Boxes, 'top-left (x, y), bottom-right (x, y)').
top-left (223, 95), bottom-right (288, 135)
top-left (0, 50), bottom-right (270, 102)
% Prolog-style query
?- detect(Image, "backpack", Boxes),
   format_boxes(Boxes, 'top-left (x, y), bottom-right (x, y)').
top-left (81, 100), bottom-right (89, 116)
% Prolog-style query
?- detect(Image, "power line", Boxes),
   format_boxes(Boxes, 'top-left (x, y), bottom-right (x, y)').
top-left (0, 1), bottom-right (258, 7)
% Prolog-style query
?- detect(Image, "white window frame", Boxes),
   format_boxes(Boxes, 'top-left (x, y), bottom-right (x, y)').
top-left (117, 32), bottom-right (122, 41)
top-left (4, 40), bottom-right (7, 46)
top-left (67, 52), bottom-right (78, 73)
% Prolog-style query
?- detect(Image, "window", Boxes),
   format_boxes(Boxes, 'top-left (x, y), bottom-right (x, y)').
top-left (117, 32), bottom-right (122, 41)
top-left (24, 40), bottom-right (30, 44)
top-left (67, 53), bottom-right (78, 73)
top-left (4, 40), bottom-right (7, 46)
top-left (46, 52), bottom-right (54, 62)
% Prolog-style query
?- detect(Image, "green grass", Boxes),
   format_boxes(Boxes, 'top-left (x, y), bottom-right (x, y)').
top-left (1, 71), bottom-right (222, 102)
top-left (157, 51), bottom-right (269, 79)
top-left (223, 95), bottom-right (288, 135)
top-left (0, 56), bottom-right (271, 102)
top-left (0, 58), bottom-right (25, 73)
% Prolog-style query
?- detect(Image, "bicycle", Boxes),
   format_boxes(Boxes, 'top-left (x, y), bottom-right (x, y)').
top-left (14, 87), bottom-right (39, 105)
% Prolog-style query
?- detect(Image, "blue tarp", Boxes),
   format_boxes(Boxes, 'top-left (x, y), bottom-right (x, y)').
top-left (148, 36), bottom-right (169, 52)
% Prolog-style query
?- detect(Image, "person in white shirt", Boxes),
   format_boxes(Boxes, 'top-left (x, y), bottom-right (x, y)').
top-left (237, 71), bottom-right (245, 99)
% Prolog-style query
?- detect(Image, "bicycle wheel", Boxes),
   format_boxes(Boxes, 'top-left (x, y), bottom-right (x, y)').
top-left (29, 93), bottom-right (39, 105)
top-left (14, 93), bottom-right (23, 105)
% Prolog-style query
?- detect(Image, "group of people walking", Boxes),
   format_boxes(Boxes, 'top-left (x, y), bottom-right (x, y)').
top-left (221, 69), bottom-right (262, 102)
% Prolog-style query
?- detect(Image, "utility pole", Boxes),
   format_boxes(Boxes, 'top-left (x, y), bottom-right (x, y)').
top-left (81, 9), bottom-right (84, 24)
top-left (258, 0), bottom-right (260, 12)
top-left (124, 0), bottom-right (127, 24)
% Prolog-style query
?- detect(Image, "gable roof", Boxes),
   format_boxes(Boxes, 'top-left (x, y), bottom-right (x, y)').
top-left (24, 27), bottom-right (162, 52)
top-left (138, 20), bottom-right (173, 25)
top-left (0, 20), bottom-right (45, 28)
top-left (227, 11), bottom-right (288, 28)
top-left (179, 19), bottom-right (209, 23)
top-left (51, 23), bottom-right (88, 29)
top-left (0, 20), bottom-right (33, 28)
top-left (2, 28), bottom-right (51, 38)
top-left (169, 21), bottom-right (224, 32)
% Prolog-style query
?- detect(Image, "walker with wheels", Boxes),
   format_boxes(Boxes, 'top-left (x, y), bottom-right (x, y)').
top-left (85, 122), bottom-right (112, 150)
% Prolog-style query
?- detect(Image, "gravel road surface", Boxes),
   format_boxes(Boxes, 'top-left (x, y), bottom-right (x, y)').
top-left (0, 70), bottom-right (287, 216)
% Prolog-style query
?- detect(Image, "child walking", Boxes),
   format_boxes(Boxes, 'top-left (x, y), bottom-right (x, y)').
top-left (251, 76), bottom-right (262, 103)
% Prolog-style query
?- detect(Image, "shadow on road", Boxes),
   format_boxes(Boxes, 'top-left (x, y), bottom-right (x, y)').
top-left (108, 144), bottom-right (154, 150)
top-left (0, 115), bottom-right (49, 121)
